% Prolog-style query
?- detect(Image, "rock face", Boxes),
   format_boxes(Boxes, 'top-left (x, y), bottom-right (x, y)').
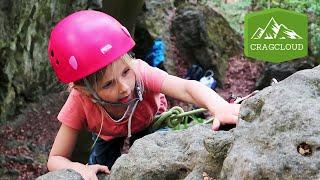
top-left (36, 169), bottom-right (84, 180)
top-left (171, 4), bottom-right (242, 83)
top-left (222, 66), bottom-right (320, 179)
top-left (134, 1), bottom-right (242, 81)
top-left (38, 66), bottom-right (320, 179)
top-left (133, 0), bottom-right (178, 76)
top-left (110, 125), bottom-right (221, 180)
top-left (36, 169), bottom-right (109, 180)
top-left (255, 56), bottom-right (318, 90)
top-left (0, 0), bottom-right (91, 121)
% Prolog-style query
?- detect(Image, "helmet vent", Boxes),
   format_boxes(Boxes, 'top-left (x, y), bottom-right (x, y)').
top-left (51, 50), bottom-right (54, 57)
top-left (56, 60), bottom-right (59, 65)
top-left (69, 56), bottom-right (78, 70)
top-left (121, 26), bottom-right (131, 37)
top-left (100, 44), bottom-right (112, 54)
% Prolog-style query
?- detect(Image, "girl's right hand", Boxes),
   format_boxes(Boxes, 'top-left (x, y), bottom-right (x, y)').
top-left (76, 164), bottom-right (110, 180)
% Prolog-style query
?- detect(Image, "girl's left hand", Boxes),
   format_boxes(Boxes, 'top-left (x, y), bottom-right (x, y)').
top-left (210, 103), bottom-right (240, 131)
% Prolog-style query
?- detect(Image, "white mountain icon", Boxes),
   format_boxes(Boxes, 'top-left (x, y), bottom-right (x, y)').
top-left (251, 17), bottom-right (302, 39)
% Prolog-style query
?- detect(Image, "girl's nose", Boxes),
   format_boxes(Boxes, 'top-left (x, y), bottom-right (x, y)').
top-left (118, 79), bottom-right (130, 94)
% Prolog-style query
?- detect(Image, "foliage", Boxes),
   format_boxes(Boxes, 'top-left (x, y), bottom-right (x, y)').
top-left (209, 0), bottom-right (252, 35)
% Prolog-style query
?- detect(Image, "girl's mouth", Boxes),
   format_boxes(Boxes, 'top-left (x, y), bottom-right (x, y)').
top-left (119, 94), bottom-right (132, 103)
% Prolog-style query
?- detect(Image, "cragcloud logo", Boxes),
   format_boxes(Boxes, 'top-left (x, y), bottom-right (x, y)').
top-left (244, 8), bottom-right (308, 63)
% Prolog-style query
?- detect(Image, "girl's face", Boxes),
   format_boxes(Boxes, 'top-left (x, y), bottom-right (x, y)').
top-left (96, 60), bottom-right (136, 103)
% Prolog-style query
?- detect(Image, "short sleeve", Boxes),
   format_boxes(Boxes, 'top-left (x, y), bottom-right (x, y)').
top-left (57, 89), bottom-right (86, 130)
top-left (134, 59), bottom-right (168, 93)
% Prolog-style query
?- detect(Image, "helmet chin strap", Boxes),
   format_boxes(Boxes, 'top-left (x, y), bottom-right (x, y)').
top-left (83, 78), bottom-right (143, 137)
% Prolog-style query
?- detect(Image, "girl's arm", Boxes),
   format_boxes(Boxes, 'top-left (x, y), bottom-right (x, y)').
top-left (47, 124), bottom-right (109, 180)
top-left (47, 123), bottom-right (81, 171)
top-left (161, 75), bottom-right (240, 130)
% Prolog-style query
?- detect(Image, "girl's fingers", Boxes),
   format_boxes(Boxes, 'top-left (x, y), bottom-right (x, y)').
top-left (100, 165), bottom-right (110, 174)
top-left (210, 103), bottom-right (240, 131)
top-left (231, 104), bottom-right (241, 115)
top-left (82, 172), bottom-right (98, 180)
top-left (93, 164), bottom-right (110, 174)
top-left (222, 114), bottom-right (238, 124)
top-left (230, 114), bottom-right (239, 124)
top-left (212, 118), bottom-right (220, 131)
top-left (212, 114), bottom-right (238, 131)
top-left (92, 175), bottom-right (98, 180)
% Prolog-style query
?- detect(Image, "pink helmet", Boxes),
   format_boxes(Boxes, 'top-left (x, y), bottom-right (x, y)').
top-left (48, 10), bottom-right (135, 83)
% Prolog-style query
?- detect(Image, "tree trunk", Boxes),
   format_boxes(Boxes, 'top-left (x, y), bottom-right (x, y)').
top-left (102, 0), bottom-right (145, 34)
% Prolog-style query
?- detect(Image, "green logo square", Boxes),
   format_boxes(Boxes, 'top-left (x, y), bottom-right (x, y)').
top-left (244, 8), bottom-right (308, 63)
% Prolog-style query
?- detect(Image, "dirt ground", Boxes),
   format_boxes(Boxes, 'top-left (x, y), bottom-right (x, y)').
top-left (0, 55), bottom-right (264, 179)
top-left (0, 92), bottom-right (68, 179)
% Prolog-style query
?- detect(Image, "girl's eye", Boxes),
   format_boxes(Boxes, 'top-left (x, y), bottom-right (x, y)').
top-left (102, 81), bottom-right (112, 89)
top-left (122, 68), bottom-right (130, 76)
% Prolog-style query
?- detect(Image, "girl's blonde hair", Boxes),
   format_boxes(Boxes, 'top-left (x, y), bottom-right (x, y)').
top-left (68, 53), bottom-right (142, 97)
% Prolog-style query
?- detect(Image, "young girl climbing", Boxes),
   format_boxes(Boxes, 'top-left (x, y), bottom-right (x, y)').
top-left (47, 10), bottom-right (240, 180)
